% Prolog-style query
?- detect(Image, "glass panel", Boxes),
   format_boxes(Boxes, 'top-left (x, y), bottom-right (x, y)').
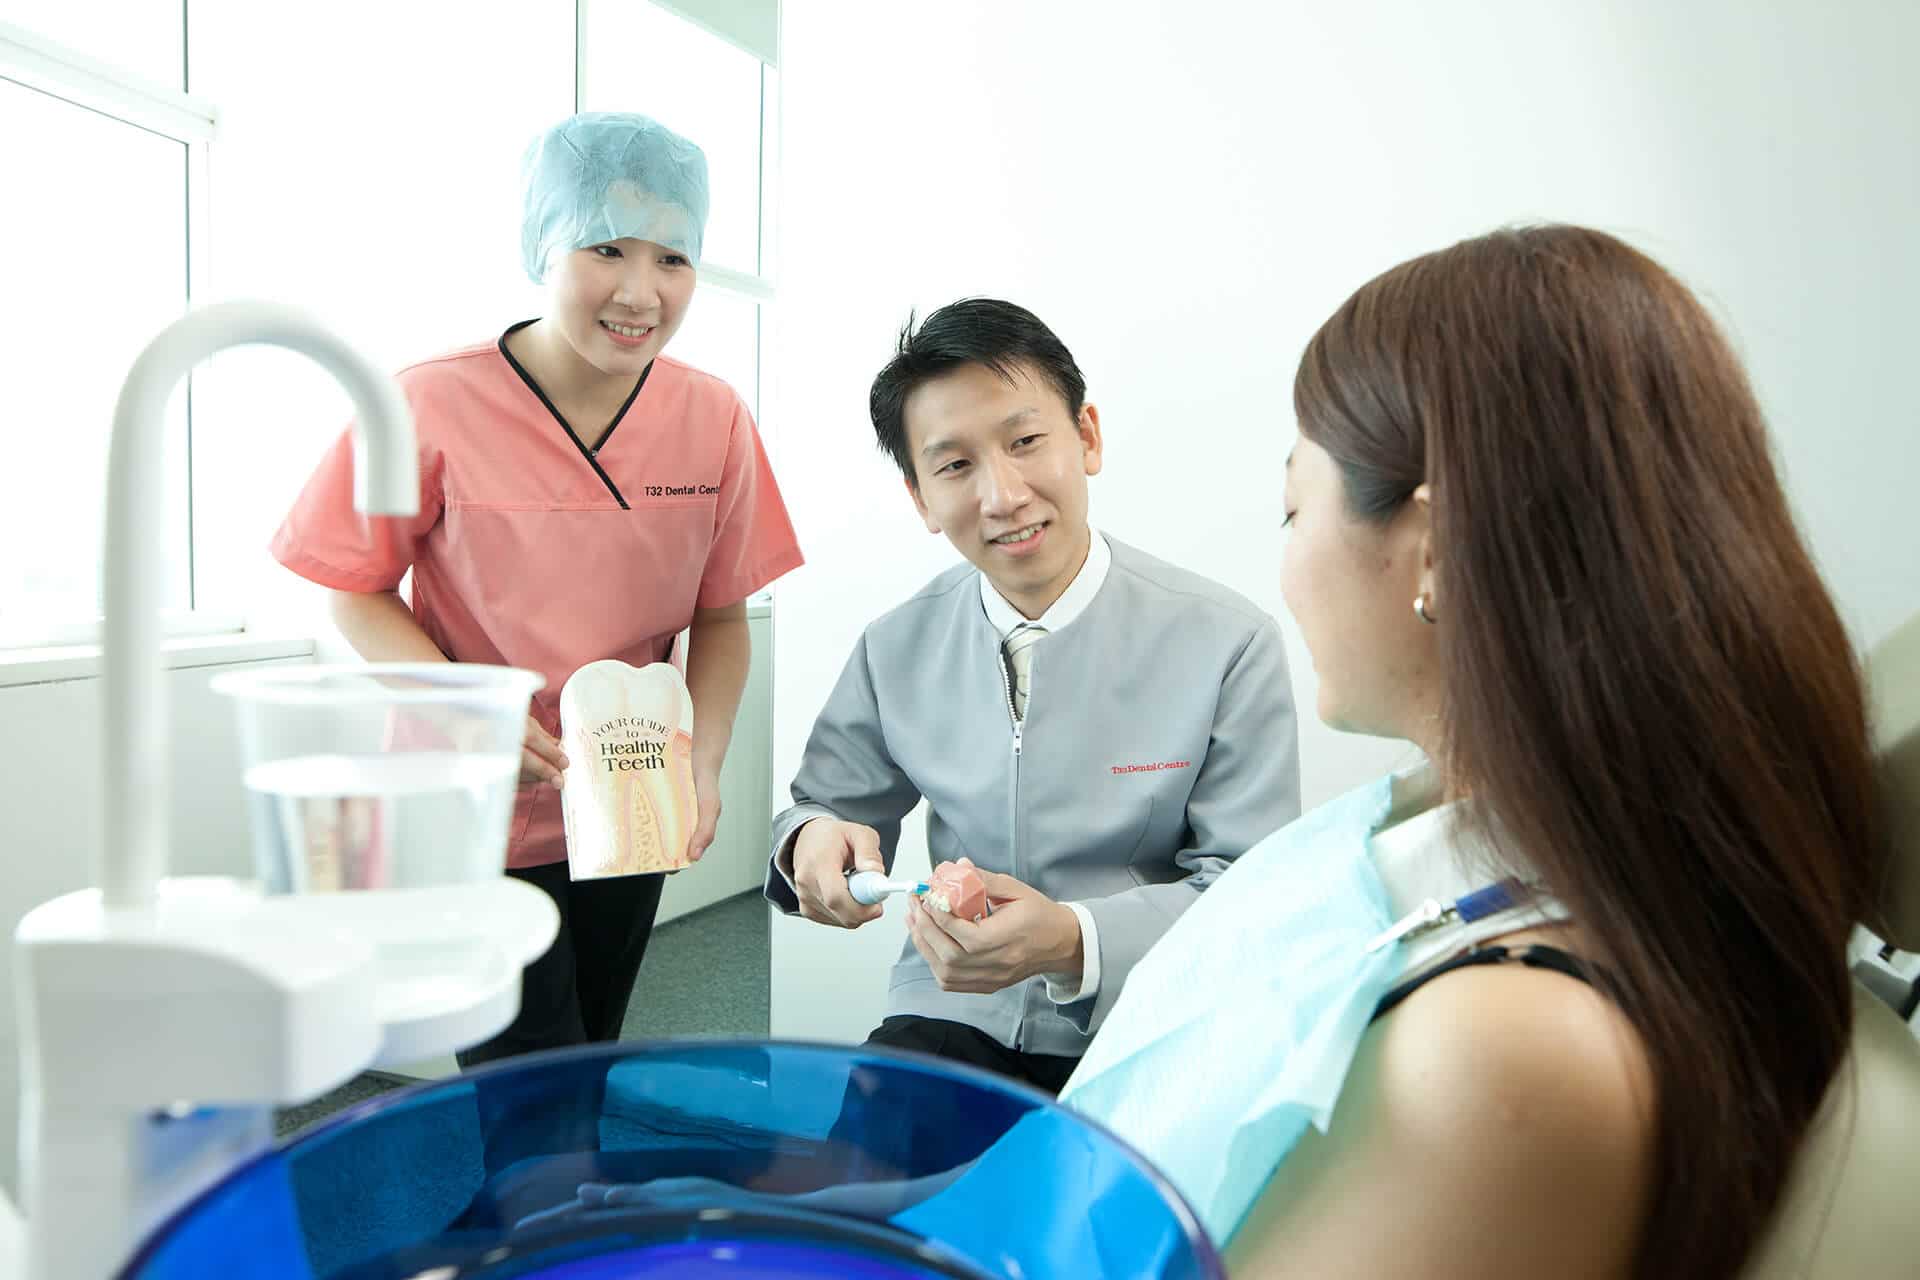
top-left (582, 0), bottom-right (764, 276)
top-left (0, 77), bottom-right (188, 644)
top-left (668, 288), bottom-right (759, 417)
top-left (0, 0), bottom-right (185, 90)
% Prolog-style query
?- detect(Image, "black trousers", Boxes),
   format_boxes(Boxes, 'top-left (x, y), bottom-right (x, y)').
top-left (457, 861), bottom-right (667, 1069)
top-left (866, 1015), bottom-right (1082, 1095)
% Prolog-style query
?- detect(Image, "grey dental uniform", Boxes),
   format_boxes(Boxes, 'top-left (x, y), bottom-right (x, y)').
top-left (766, 535), bottom-right (1301, 1058)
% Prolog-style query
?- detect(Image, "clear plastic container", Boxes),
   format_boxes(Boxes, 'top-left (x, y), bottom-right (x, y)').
top-left (212, 664), bottom-right (543, 892)
top-left (121, 1041), bottom-right (1222, 1279)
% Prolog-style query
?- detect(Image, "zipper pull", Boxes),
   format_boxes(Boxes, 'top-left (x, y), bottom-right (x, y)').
top-left (998, 649), bottom-right (1023, 751)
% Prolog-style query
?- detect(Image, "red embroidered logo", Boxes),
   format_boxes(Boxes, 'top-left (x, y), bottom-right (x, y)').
top-left (1110, 760), bottom-right (1191, 775)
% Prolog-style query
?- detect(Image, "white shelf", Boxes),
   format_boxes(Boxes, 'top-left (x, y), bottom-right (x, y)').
top-left (257, 878), bottom-right (559, 1065)
top-left (19, 876), bottom-right (559, 1104)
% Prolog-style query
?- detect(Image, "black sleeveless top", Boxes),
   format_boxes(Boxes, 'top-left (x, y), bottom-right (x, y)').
top-left (1371, 943), bottom-right (1593, 1023)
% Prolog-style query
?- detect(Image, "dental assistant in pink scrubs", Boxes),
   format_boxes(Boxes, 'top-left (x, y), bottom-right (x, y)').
top-left (271, 113), bottom-right (803, 1065)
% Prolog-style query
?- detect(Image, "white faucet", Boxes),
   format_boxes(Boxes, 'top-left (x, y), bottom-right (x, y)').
top-left (101, 303), bottom-right (419, 909)
top-left (9, 303), bottom-right (417, 1280)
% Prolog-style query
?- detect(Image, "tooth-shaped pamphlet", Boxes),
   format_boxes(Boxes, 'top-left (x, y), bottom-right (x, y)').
top-left (560, 659), bottom-right (698, 879)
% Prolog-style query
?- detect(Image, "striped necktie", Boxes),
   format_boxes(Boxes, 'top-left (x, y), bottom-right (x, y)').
top-left (1004, 624), bottom-right (1047, 721)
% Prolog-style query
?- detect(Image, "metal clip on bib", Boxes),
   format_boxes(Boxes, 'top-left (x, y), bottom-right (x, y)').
top-left (1365, 877), bottom-right (1527, 954)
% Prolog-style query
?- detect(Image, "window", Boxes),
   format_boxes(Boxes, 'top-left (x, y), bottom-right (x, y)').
top-left (179, 0), bottom-right (574, 630)
top-left (669, 287), bottom-right (762, 414)
top-left (0, 0), bottom-right (182, 89)
top-left (1, 0), bottom-right (777, 651)
top-left (582, 0), bottom-right (776, 420)
top-left (0, 13), bottom-right (208, 648)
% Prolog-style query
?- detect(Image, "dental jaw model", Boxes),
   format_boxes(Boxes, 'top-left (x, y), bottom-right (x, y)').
top-left (560, 660), bottom-right (698, 877)
top-left (919, 860), bottom-right (991, 922)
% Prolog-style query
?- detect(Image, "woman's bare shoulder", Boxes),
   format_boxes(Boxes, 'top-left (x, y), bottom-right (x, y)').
top-left (1227, 958), bottom-right (1654, 1278)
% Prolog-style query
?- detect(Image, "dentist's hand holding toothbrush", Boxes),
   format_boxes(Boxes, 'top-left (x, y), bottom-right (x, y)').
top-left (788, 818), bottom-right (892, 928)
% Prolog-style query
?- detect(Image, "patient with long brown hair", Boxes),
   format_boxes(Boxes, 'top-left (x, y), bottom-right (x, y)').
top-left (1204, 224), bottom-right (1887, 1277)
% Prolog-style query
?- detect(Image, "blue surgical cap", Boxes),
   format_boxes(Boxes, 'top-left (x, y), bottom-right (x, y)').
top-left (520, 112), bottom-right (710, 283)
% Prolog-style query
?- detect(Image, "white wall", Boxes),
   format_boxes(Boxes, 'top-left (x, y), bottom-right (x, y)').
top-left (656, 605), bottom-right (777, 927)
top-left (767, 0), bottom-right (1920, 1041)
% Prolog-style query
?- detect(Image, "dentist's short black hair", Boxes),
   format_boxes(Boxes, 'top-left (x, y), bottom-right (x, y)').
top-left (869, 298), bottom-right (1087, 488)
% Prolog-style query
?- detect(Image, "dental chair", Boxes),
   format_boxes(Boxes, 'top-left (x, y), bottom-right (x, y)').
top-left (1744, 608), bottom-right (1920, 1277)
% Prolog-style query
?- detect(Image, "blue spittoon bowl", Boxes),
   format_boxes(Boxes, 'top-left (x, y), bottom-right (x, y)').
top-left (122, 1040), bottom-right (1224, 1279)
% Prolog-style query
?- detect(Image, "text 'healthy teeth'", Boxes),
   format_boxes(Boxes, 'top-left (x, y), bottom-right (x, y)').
top-left (560, 660), bottom-right (697, 878)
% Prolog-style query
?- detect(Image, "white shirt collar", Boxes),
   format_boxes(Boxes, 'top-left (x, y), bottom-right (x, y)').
top-left (979, 527), bottom-right (1112, 640)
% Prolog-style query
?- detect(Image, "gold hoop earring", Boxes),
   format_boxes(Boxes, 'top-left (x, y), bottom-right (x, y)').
top-left (1414, 593), bottom-right (1438, 625)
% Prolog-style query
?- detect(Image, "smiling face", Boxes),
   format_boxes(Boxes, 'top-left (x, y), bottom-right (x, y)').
top-left (545, 237), bottom-right (696, 377)
top-left (903, 361), bottom-right (1103, 619)
top-left (1278, 435), bottom-right (1442, 742)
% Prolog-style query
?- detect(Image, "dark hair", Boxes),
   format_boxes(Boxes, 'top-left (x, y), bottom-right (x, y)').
top-left (1294, 225), bottom-right (1881, 1278)
top-left (869, 298), bottom-right (1087, 487)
